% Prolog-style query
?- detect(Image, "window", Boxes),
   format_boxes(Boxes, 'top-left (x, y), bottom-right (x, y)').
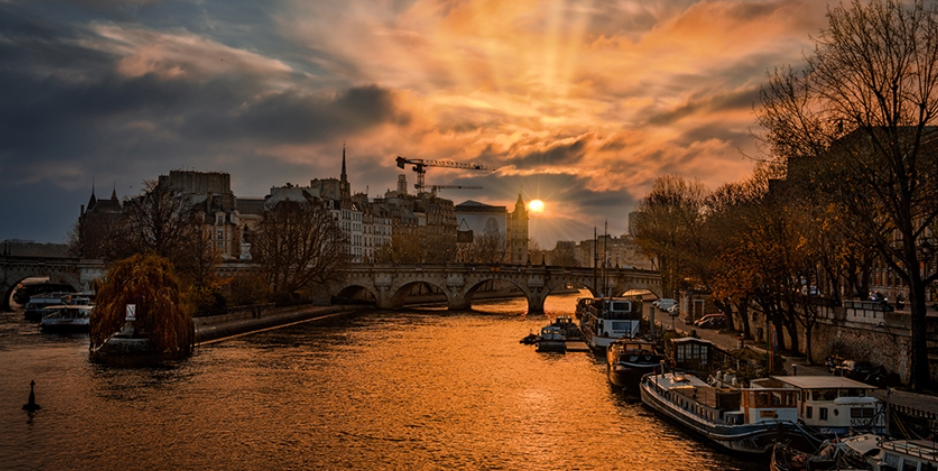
top-left (216, 214), bottom-right (225, 225)
top-left (216, 229), bottom-right (224, 240)
top-left (806, 406), bottom-right (813, 419)
top-left (851, 408), bottom-right (875, 419)
top-left (820, 408), bottom-right (828, 421)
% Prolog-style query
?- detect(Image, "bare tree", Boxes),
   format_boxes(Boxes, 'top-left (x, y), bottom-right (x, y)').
top-left (550, 242), bottom-right (579, 267)
top-left (757, 0), bottom-right (938, 390)
top-left (470, 228), bottom-right (507, 264)
top-left (632, 175), bottom-right (707, 298)
top-left (251, 195), bottom-right (348, 297)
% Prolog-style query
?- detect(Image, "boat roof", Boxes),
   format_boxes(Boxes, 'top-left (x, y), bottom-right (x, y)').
top-left (652, 372), bottom-right (710, 388)
top-left (672, 337), bottom-right (715, 346)
top-left (841, 434), bottom-right (883, 457)
top-left (771, 376), bottom-right (875, 389)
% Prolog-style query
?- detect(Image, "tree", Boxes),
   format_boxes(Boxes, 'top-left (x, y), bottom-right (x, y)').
top-left (251, 195), bottom-right (348, 297)
top-left (470, 227), bottom-right (507, 264)
top-left (120, 180), bottom-right (202, 263)
top-left (633, 175), bottom-right (707, 298)
top-left (550, 241), bottom-right (579, 267)
top-left (91, 253), bottom-right (194, 355)
top-left (757, 0), bottom-right (938, 390)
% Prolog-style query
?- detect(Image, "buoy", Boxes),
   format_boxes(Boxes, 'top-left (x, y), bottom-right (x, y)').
top-left (22, 380), bottom-right (41, 412)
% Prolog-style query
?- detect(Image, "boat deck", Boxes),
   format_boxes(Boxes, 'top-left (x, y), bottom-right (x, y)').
top-left (565, 341), bottom-right (591, 352)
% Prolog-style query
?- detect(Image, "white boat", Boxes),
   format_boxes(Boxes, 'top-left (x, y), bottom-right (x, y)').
top-left (578, 296), bottom-right (643, 350)
top-left (24, 292), bottom-right (69, 321)
top-left (640, 370), bottom-right (809, 455)
top-left (40, 305), bottom-right (93, 333)
top-left (840, 434), bottom-right (938, 471)
top-left (606, 339), bottom-right (664, 390)
top-left (536, 325), bottom-right (566, 353)
top-left (750, 376), bottom-right (885, 436)
top-left (772, 433), bottom-right (938, 471)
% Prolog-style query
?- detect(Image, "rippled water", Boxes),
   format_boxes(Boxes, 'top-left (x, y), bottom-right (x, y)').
top-left (0, 293), bottom-right (765, 470)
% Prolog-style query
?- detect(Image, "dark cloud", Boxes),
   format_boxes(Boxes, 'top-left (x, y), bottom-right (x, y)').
top-left (643, 86), bottom-right (760, 127)
top-left (502, 137), bottom-right (589, 167)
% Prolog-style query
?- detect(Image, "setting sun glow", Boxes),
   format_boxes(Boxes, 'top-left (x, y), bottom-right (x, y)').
top-left (529, 199), bottom-right (545, 213)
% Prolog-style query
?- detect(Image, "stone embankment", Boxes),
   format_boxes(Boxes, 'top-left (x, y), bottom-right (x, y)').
top-left (195, 304), bottom-right (365, 345)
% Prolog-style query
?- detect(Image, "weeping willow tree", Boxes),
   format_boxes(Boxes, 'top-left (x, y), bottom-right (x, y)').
top-left (91, 253), bottom-right (195, 355)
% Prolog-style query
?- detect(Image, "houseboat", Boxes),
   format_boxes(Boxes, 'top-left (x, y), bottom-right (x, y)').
top-left (640, 370), bottom-right (808, 455)
top-left (606, 338), bottom-right (664, 390)
top-left (24, 292), bottom-right (68, 321)
top-left (772, 433), bottom-right (938, 471)
top-left (750, 376), bottom-right (885, 436)
top-left (578, 296), bottom-right (643, 351)
top-left (40, 304), bottom-right (93, 333)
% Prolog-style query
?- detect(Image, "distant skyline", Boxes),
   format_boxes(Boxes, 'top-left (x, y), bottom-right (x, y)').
top-left (0, 0), bottom-right (831, 247)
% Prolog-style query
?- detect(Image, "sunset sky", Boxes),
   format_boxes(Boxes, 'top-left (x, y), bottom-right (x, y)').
top-left (0, 0), bottom-right (831, 248)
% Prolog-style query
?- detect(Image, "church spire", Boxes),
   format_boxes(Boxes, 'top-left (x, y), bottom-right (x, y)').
top-left (341, 141), bottom-right (347, 183)
top-left (87, 178), bottom-right (98, 208)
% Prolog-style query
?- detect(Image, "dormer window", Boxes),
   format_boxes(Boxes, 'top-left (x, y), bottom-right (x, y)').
top-left (216, 214), bottom-right (225, 225)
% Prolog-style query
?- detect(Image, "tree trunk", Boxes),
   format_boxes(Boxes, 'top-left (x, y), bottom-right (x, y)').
top-left (909, 279), bottom-right (931, 391)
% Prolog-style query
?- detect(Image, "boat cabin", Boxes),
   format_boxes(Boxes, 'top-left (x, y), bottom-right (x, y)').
top-left (670, 337), bottom-right (718, 371)
top-left (647, 373), bottom-right (798, 426)
top-left (750, 376), bottom-right (883, 435)
top-left (841, 434), bottom-right (938, 471)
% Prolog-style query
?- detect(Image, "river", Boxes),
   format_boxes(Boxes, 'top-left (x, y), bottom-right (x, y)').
top-left (0, 292), bottom-right (765, 470)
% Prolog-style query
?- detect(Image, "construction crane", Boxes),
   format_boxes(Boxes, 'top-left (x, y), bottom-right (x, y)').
top-left (396, 156), bottom-right (498, 193)
top-left (429, 184), bottom-right (483, 195)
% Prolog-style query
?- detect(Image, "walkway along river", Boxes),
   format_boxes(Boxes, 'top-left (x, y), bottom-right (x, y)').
top-left (0, 293), bottom-right (763, 470)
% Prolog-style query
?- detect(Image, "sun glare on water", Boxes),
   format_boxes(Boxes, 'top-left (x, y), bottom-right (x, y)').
top-left (529, 199), bottom-right (545, 213)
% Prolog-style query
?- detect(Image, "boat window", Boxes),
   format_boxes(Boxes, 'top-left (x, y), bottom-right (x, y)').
top-left (840, 388), bottom-right (866, 398)
top-left (612, 302), bottom-right (631, 312)
top-left (806, 406), bottom-right (813, 419)
top-left (901, 459), bottom-right (921, 471)
top-left (851, 408), bottom-right (875, 419)
top-left (813, 389), bottom-right (838, 401)
top-left (820, 408), bottom-right (828, 421)
top-left (611, 322), bottom-right (632, 333)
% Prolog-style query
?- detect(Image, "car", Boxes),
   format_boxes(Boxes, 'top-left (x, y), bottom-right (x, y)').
top-left (652, 298), bottom-right (677, 312)
top-left (835, 360), bottom-right (874, 381)
top-left (693, 313), bottom-right (726, 329)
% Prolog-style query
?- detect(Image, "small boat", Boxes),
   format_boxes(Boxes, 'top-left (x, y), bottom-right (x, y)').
top-left (40, 304), bottom-right (93, 333)
top-left (550, 315), bottom-right (581, 339)
top-left (640, 370), bottom-right (810, 455)
top-left (606, 338), bottom-right (664, 390)
top-left (578, 296), bottom-right (643, 351)
top-left (519, 332), bottom-right (539, 344)
top-left (770, 440), bottom-right (869, 471)
top-left (536, 325), bottom-right (566, 353)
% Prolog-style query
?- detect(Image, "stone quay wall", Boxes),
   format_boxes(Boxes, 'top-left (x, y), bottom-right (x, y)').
top-left (763, 300), bottom-right (934, 384)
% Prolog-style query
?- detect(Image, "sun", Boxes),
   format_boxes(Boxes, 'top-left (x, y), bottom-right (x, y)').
top-left (529, 199), bottom-right (545, 213)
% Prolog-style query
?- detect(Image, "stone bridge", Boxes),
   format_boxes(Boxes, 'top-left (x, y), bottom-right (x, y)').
top-left (335, 264), bottom-right (662, 312)
top-left (0, 256), bottom-right (106, 310)
top-left (1, 256), bottom-right (661, 313)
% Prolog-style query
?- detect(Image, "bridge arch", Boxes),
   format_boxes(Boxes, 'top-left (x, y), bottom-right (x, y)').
top-left (462, 277), bottom-right (533, 312)
top-left (332, 284), bottom-right (378, 306)
top-left (388, 280), bottom-right (449, 310)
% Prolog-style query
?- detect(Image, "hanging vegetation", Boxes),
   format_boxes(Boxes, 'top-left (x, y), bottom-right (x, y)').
top-left (90, 253), bottom-right (195, 355)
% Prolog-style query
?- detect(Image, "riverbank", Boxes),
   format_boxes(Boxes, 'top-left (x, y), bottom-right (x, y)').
top-left (195, 304), bottom-right (367, 345)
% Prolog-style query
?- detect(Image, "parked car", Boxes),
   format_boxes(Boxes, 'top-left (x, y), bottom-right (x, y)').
top-left (693, 313), bottom-right (726, 329)
top-left (834, 360), bottom-right (874, 381)
top-left (652, 298), bottom-right (677, 312)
